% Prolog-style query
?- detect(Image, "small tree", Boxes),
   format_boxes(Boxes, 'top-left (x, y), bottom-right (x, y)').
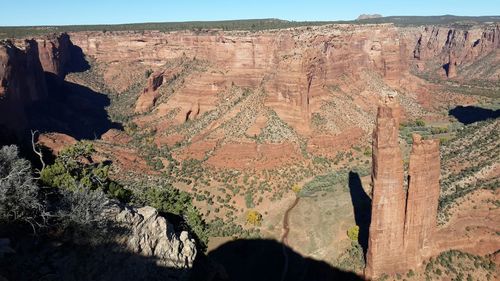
top-left (246, 210), bottom-right (262, 226)
top-left (291, 183), bottom-right (302, 194)
top-left (347, 225), bottom-right (359, 241)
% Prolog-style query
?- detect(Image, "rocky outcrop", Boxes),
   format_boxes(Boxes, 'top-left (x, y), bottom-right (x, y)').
top-left (112, 205), bottom-right (197, 268)
top-left (135, 70), bottom-right (165, 113)
top-left (365, 101), bottom-right (407, 277)
top-left (365, 103), bottom-right (441, 279)
top-left (404, 134), bottom-right (440, 269)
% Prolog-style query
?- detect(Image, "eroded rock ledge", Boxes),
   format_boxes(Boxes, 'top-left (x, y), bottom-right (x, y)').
top-left (111, 205), bottom-right (197, 269)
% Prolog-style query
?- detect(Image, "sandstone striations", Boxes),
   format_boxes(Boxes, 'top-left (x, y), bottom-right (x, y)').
top-left (410, 24), bottom-right (500, 80)
top-left (70, 24), bottom-right (408, 135)
top-left (366, 103), bottom-right (442, 279)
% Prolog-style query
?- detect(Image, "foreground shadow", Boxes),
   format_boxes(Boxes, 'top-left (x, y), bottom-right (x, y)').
top-left (0, 235), bottom-right (188, 281)
top-left (449, 106), bottom-right (500, 125)
top-left (192, 239), bottom-right (364, 281)
top-left (1, 235), bottom-right (364, 281)
top-left (348, 172), bottom-right (371, 256)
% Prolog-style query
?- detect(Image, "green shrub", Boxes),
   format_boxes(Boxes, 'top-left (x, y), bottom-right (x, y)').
top-left (0, 145), bottom-right (45, 226)
top-left (415, 119), bottom-right (426, 127)
top-left (347, 225), bottom-right (359, 241)
top-left (40, 142), bottom-right (131, 202)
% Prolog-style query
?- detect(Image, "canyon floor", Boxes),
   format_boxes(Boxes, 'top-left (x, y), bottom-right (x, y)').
top-left (1, 18), bottom-right (499, 280)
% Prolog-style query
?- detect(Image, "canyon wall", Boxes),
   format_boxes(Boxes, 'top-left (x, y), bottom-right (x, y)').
top-left (407, 24), bottom-right (500, 79)
top-left (0, 33), bottom-right (85, 142)
top-left (365, 103), bottom-right (441, 279)
top-left (0, 39), bottom-right (47, 139)
top-left (69, 24), bottom-right (408, 135)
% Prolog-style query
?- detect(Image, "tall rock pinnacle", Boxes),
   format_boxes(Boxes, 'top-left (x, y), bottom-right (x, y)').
top-left (404, 134), bottom-right (440, 267)
top-left (365, 101), bottom-right (407, 278)
top-left (365, 103), bottom-right (441, 279)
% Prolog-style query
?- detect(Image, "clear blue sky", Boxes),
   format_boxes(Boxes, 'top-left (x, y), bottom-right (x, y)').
top-left (1, 0), bottom-right (499, 26)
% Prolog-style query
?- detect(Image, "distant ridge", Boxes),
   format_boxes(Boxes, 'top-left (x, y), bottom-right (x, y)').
top-left (1, 15), bottom-right (499, 39)
top-left (357, 14), bottom-right (383, 20)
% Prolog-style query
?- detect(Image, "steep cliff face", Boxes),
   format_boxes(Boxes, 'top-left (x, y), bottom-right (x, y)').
top-left (70, 24), bottom-right (408, 135)
top-left (365, 101), bottom-right (407, 278)
top-left (0, 39), bottom-right (47, 139)
top-left (35, 33), bottom-right (72, 78)
top-left (404, 134), bottom-right (440, 268)
top-left (409, 24), bottom-right (499, 79)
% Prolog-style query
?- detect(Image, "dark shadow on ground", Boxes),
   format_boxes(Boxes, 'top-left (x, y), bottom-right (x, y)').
top-left (449, 106), bottom-right (500, 125)
top-left (1, 233), bottom-right (364, 281)
top-left (192, 239), bottom-right (364, 281)
top-left (348, 171), bottom-right (371, 257)
top-left (27, 73), bottom-right (122, 140)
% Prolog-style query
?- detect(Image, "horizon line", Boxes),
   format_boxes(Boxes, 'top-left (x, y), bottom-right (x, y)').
top-left (1, 14), bottom-right (499, 28)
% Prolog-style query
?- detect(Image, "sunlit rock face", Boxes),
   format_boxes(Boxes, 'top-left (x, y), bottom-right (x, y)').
top-left (365, 101), bottom-right (407, 278)
top-left (69, 24), bottom-right (408, 135)
top-left (112, 205), bottom-right (197, 268)
top-left (404, 134), bottom-right (440, 268)
top-left (365, 101), bottom-right (442, 279)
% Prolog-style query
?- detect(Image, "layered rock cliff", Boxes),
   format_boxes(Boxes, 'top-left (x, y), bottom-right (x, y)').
top-left (0, 39), bottom-right (47, 139)
top-left (70, 24), bottom-right (408, 135)
top-left (409, 24), bottom-right (500, 80)
top-left (0, 33), bottom-right (99, 143)
top-left (35, 33), bottom-right (72, 78)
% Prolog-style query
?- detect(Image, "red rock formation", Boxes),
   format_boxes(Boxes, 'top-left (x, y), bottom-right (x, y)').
top-left (135, 67), bottom-right (185, 113)
top-left (365, 101), bottom-right (407, 278)
top-left (135, 70), bottom-right (165, 113)
top-left (35, 33), bottom-right (71, 78)
top-left (0, 39), bottom-right (47, 139)
top-left (404, 134), bottom-right (440, 268)
top-left (37, 132), bottom-right (77, 155)
top-left (366, 106), bottom-right (442, 279)
top-left (70, 24), bottom-right (409, 133)
top-left (410, 24), bottom-right (499, 80)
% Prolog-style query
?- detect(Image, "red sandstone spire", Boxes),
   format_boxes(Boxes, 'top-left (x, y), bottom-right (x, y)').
top-left (404, 134), bottom-right (441, 267)
top-left (365, 104), bottom-right (441, 279)
top-left (365, 101), bottom-right (407, 278)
